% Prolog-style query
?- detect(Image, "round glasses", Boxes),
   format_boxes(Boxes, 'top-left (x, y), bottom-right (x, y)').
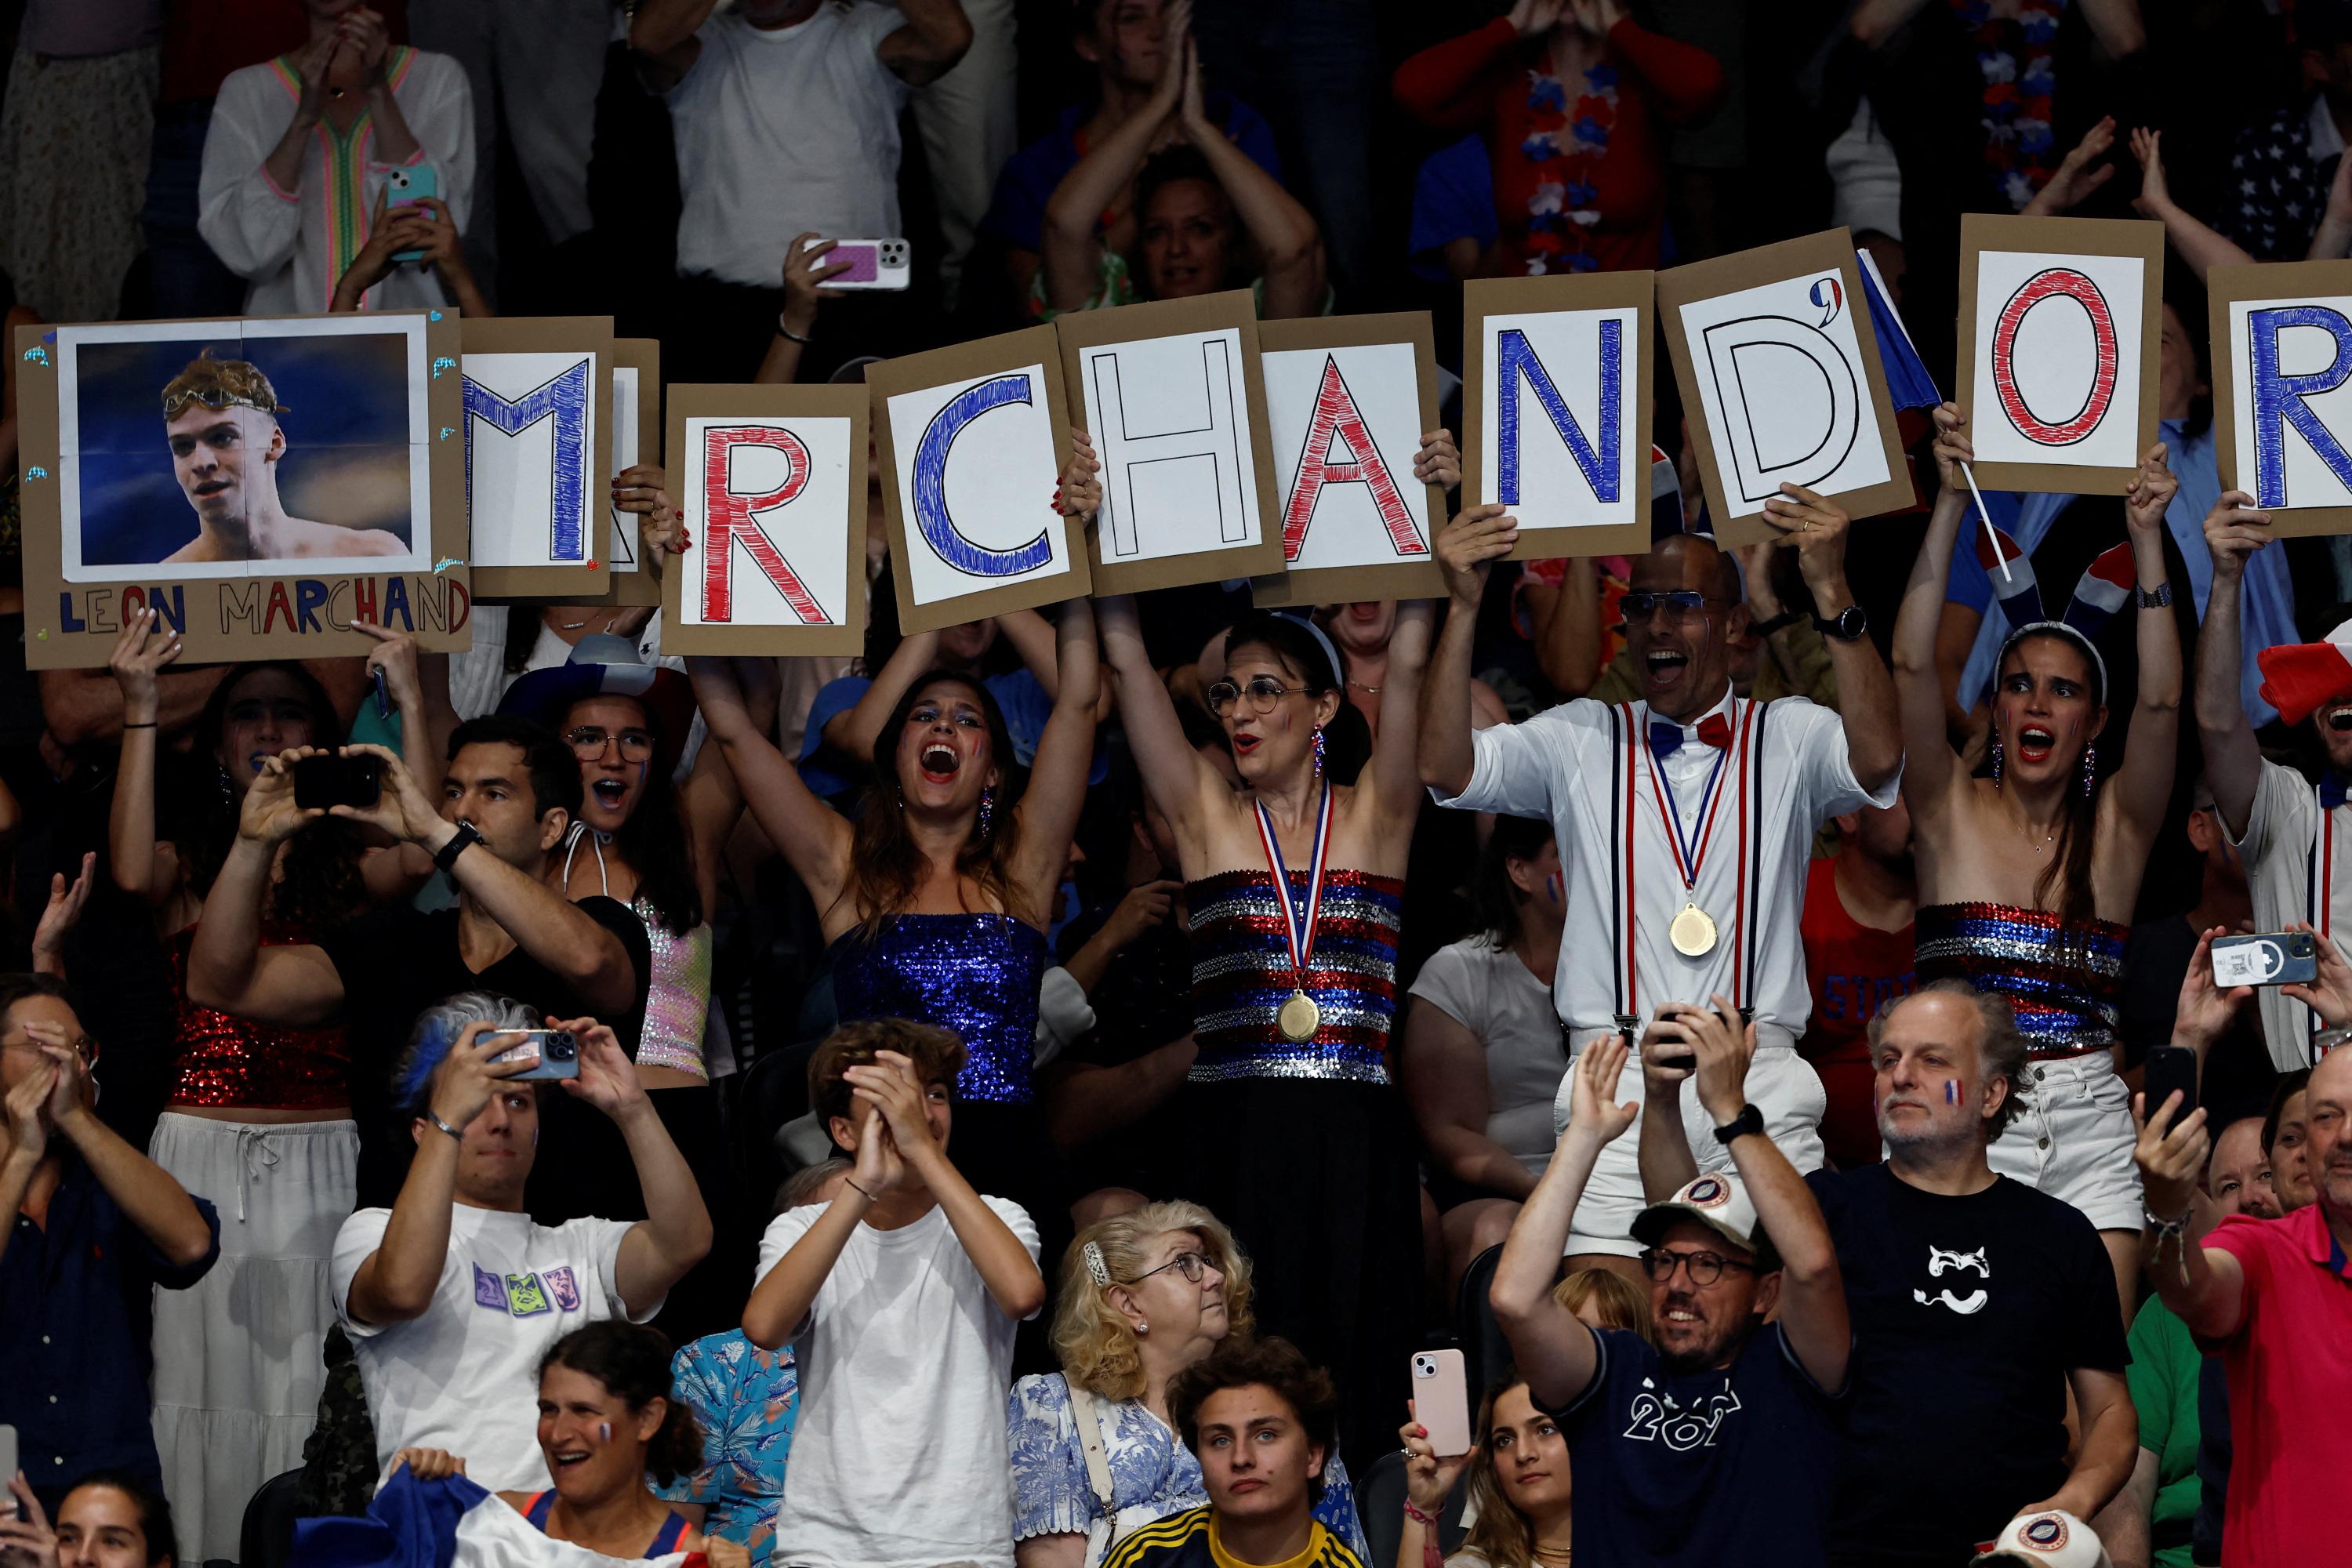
top-left (1205, 677), bottom-right (1294, 717)
top-left (1131, 1250), bottom-right (1211, 1285)
top-left (1637, 1247), bottom-right (1755, 1287)
top-left (565, 726), bottom-right (655, 763)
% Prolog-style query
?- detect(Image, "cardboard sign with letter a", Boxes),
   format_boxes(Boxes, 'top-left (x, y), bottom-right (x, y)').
top-left (1660, 229), bottom-right (1915, 546)
top-left (1463, 274), bottom-right (1653, 561)
top-left (867, 326), bottom-right (1091, 634)
top-left (1252, 313), bottom-right (1446, 606)
top-left (2209, 260), bottom-right (2352, 536)
top-left (462, 316), bottom-right (615, 598)
top-left (1957, 214), bottom-right (2164, 494)
top-left (1055, 290), bottom-right (1284, 593)
top-left (660, 384), bottom-right (866, 655)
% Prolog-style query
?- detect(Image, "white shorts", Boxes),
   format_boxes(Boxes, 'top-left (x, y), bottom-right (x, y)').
top-left (1984, 1052), bottom-right (2142, 1232)
top-left (1551, 1041), bottom-right (1828, 1258)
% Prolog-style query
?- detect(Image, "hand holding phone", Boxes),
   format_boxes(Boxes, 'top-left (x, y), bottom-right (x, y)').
top-left (801, 235), bottom-right (909, 291)
top-left (293, 753), bottom-right (382, 811)
top-left (382, 166), bottom-right (441, 263)
top-left (2211, 932), bottom-right (2318, 989)
top-left (489, 1029), bottom-right (579, 1082)
top-left (2141, 1044), bottom-right (2198, 1123)
top-left (1409, 1350), bottom-right (1473, 1457)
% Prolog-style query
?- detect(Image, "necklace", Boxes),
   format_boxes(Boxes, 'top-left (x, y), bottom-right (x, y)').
top-left (1348, 680), bottom-right (1382, 695)
top-left (2011, 815), bottom-right (2057, 854)
top-left (559, 612), bottom-right (619, 633)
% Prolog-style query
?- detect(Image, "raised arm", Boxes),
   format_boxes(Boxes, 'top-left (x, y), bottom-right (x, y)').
top-left (2132, 1092), bottom-right (2246, 1338)
top-left (1010, 598), bottom-right (1101, 911)
top-left (687, 657), bottom-right (855, 917)
top-left (1676, 998), bottom-right (1848, 1392)
top-left (1040, 2), bottom-right (1184, 312)
top-left (561, 1022), bottom-right (713, 1316)
top-left (1490, 1036), bottom-right (1637, 1409)
top-left (105, 610), bottom-right (181, 909)
top-left (1096, 593), bottom-right (1226, 847)
top-left (2131, 129), bottom-right (2256, 277)
top-left (1892, 405), bottom-right (1975, 829)
top-left (1528, 560), bottom-right (1602, 698)
top-left (42, 1039), bottom-right (215, 1268)
top-left (857, 1051), bottom-right (1045, 1317)
top-left (2106, 445), bottom-right (2182, 855)
top-left (2194, 493), bottom-right (2274, 837)
top-left (628, 0), bottom-right (717, 90)
top-left (1174, 40), bottom-right (1324, 319)
top-left (824, 630), bottom-right (945, 764)
top-left (1420, 506), bottom-right (1519, 797)
top-left (1633, 1022), bottom-right (1701, 1201)
top-left (874, 0), bottom-right (973, 86)
top-left (1371, 600), bottom-right (1437, 828)
top-left (184, 752), bottom-right (349, 1026)
top-left (1758, 483), bottom-right (1900, 794)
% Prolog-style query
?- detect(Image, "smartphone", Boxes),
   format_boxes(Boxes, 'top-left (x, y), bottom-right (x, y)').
top-left (2143, 1044), bottom-right (2199, 1123)
top-left (381, 165), bottom-right (440, 263)
top-left (2211, 931), bottom-right (2319, 989)
top-left (491, 1029), bottom-right (580, 1082)
top-left (0, 1425), bottom-right (17, 1512)
top-left (806, 236), bottom-right (910, 291)
top-left (1410, 1349), bottom-right (1473, 1458)
top-left (292, 753), bottom-right (382, 811)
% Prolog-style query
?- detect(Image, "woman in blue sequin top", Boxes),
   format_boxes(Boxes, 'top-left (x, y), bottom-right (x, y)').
top-left (1893, 401), bottom-right (2181, 1313)
top-left (1093, 424), bottom-right (1456, 1465)
top-left (688, 532), bottom-right (1100, 1218)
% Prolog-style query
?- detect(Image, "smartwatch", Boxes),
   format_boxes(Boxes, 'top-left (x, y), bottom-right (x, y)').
top-left (1712, 1102), bottom-right (1766, 1146)
top-left (1813, 604), bottom-right (1868, 643)
top-left (432, 820), bottom-right (484, 874)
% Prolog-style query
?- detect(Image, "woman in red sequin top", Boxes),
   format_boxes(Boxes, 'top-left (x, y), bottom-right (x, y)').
top-left (103, 608), bottom-right (436, 1563)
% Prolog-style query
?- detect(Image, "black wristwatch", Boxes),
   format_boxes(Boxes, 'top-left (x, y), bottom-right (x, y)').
top-left (1712, 1102), bottom-right (1766, 1146)
top-left (1813, 604), bottom-right (1868, 643)
top-left (432, 820), bottom-right (484, 874)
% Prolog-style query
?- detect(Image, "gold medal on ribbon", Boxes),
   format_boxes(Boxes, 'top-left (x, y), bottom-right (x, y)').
top-left (1670, 901), bottom-right (1719, 958)
top-left (1278, 990), bottom-right (1322, 1043)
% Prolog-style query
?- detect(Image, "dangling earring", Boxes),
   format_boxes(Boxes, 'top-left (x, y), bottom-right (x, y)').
top-left (1991, 737), bottom-right (2003, 791)
top-left (218, 764), bottom-right (235, 810)
top-left (978, 786), bottom-right (996, 838)
top-left (2082, 743), bottom-right (2096, 798)
top-left (1312, 727), bottom-right (1326, 777)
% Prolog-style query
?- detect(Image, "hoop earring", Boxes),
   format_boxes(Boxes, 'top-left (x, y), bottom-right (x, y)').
top-left (978, 786), bottom-right (996, 838)
top-left (2082, 742), bottom-right (2096, 798)
top-left (1312, 727), bottom-right (1326, 777)
top-left (1990, 737), bottom-right (2002, 791)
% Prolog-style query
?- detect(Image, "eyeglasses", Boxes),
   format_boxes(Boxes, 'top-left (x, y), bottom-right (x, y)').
top-left (564, 726), bottom-right (655, 763)
top-left (1205, 677), bottom-right (1295, 717)
top-left (1619, 590), bottom-right (1726, 625)
top-left (1637, 1247), bottom-right (1754, 1287)
top-left (1, 1035), bottom-right (99, 1065)
top-left (1131, 1250), bottom-right (1211, 1285)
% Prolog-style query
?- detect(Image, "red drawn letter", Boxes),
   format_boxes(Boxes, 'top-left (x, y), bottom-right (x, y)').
top-left (1283, 355), bottom-right (1425, 561)
top-left (700, 425), bottom-right (830, 626)
top-left (1989, 268), bottom-right (2119, 447)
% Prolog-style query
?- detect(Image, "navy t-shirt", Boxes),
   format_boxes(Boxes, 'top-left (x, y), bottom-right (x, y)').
top-left (1808, 1164), bottom-right (2129, 1567)
top-left (1550, 1321), bottom-right (1843, 1565)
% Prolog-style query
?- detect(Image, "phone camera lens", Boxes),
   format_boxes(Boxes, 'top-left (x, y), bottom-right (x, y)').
top-left (547, 1031), bottom-right (577, 1061)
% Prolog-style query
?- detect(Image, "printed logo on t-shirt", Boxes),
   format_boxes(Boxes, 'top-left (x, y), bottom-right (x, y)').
top-left (1911, 1244), bottom-right (1991, 1315)
top-left (1622, 1376), bottom-right (1744, 1451)
top-left (470, 1261), bottom-right (580, 1318)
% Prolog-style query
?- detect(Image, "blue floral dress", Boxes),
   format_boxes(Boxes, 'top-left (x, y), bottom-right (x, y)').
top-left (1007, 1372), bottom-right (1368, 1566)
top-left (652, 1330), bottom-right (798, 1568)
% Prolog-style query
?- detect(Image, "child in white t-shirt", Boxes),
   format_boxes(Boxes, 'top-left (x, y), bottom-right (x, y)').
top-left (746, 1020), bottom-right (1045, 1568)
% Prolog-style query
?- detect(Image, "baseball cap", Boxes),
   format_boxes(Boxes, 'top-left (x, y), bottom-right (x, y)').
top-left (1969, 1511), bottom-right (2114, 1568)
top-left (1630, 1172), bottom-right (1780, 1272)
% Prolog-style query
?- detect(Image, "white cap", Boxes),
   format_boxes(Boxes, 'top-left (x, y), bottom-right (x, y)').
top-left (1969, 1512), bottom-right (2114, 1568)
top-left (1630, 1171), bottom-right (1780, 1272)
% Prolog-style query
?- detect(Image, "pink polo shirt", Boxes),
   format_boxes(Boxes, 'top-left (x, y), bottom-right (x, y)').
top-left (2205, 1203), bottom-right (2352, 1567)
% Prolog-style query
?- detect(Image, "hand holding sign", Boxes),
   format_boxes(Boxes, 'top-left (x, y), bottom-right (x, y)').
top-left (2201, 490), bottom-right (2274, 583)
top-left (1436, 505), bottom-right (1519, 610)
top-left (2123, 442), bottom-right (2178, 533)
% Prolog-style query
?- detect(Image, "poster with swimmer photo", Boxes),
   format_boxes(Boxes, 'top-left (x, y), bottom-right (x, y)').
top-left (16, 310), bottom-right (471, 669)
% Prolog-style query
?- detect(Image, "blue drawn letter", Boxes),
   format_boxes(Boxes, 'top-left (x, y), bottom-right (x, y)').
top-left (463, 360), bottom-right (593, 562)
top-left (912, 375), bottom-right (1053, 577)
top-left (2249, 305), bottom-right (2352, 508)
top-left (1497, 324), bottom-right (1620, 508)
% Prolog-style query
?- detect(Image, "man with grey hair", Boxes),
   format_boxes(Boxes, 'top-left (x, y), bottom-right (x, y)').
top-left (1639, 979), bottom-right (2133, 1567)
top-left (328, 992), bottom-right (711, 1492)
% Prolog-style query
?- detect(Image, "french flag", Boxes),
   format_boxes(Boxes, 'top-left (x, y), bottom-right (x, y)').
top-left (292, 1471), bottom-right (705, 1568)
top-left (2062, 542), bottom-right (2138, 641)
top-left (1975, 526), bottom-right (2044, 631)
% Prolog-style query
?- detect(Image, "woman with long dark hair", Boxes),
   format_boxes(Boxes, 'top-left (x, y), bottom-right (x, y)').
top-left (103, 611), bottom-right (431, 1565)
top-left (393, 1322), bottom-right (745, 1566)
top-left (1893, 400), bottom-right (2180, 1310)
top-left (1094, 485), bottom-right (1434, 1465)
top-left (686, 497), bottom-right (1099, 1218)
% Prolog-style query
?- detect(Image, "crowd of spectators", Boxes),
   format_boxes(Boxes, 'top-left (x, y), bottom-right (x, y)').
top-left (8, 2), bottom-right (2352, 1567)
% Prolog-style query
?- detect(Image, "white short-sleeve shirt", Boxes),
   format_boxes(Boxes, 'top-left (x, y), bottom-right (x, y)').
top-left (1433, 687), bottom-right (1895, 1045)
top-left (2229, 757), bottom-right (2352, 1069)
top-left (760, 1196), bottom-right (1041, 1568)
top-left (330, 1204), bottom-right (651, 1490)
top-left (1406, 935), bottom-right (1569, 1173)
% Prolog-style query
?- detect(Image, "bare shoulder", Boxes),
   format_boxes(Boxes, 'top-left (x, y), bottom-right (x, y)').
top-left (281, 520), bottom-right (408, 558)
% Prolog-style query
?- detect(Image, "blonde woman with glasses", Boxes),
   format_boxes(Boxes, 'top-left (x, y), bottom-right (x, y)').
top-left (1007, 1201), bottom-right (1369, 1568)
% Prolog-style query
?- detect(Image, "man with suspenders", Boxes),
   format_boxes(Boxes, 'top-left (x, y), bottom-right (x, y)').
top-left (1421, 494), bottom-right (1903, 1273)
top-left (2194, 503), bottom-right (2352, 1068)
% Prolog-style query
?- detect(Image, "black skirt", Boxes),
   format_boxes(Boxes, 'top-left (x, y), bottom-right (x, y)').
top-left (1170, 1075), bottom-right (1425, 1472)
